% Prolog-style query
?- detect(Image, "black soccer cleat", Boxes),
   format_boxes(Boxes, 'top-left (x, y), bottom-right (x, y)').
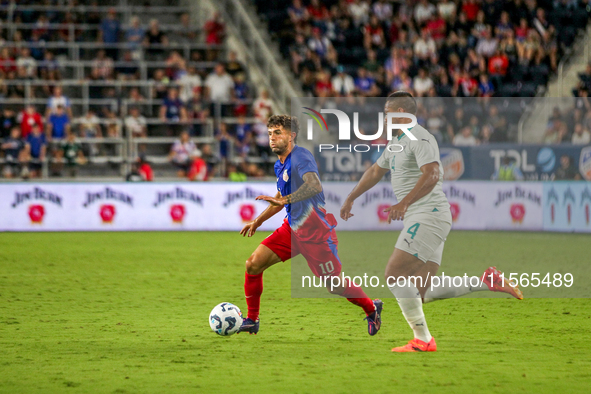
top-left (237, 317), bottom-right (260, 335)
top-left (365, 299), bottom-right (383, 336)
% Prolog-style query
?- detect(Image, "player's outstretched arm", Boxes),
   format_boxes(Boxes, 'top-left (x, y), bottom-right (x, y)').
top-left (341, 163), bottom-right (389, 221)
top-left (240, 191), bottom-right (283, 237)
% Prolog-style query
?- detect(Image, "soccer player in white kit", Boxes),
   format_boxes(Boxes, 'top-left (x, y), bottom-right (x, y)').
top-left (340, 92), bottom-right (522, 352)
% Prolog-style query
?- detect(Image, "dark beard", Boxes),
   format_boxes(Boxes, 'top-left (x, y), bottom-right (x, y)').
top-left (271, 145), bottom-right (287, 155)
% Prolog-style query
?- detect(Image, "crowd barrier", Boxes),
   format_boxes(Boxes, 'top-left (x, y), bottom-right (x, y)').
top-left (0, 181), bottom-right (589, 233)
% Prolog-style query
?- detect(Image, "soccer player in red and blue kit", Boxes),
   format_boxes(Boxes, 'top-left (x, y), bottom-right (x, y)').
top-left (238, 115), bottom-right (382, 335)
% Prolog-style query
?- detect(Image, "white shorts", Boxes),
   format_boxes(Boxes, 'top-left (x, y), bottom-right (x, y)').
top-left (395, 210), bottom-right (452, 265)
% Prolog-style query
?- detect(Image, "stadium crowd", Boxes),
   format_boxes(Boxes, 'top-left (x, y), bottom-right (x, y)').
top-left (2, 0), bottom-right (590, 180)
top-left (255, 0), bottom-right (590, 144)
top-left (0, 2), bottom-right (275, 180)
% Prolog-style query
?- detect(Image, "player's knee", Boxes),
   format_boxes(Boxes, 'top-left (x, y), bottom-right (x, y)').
top-left (245, 254), bottom-right (264, 275)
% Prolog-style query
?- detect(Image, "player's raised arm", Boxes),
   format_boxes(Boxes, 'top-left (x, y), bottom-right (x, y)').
top-left (340, 163), bottom-right (390, 221)
top-left (240, 191), bottom-right (283, 237)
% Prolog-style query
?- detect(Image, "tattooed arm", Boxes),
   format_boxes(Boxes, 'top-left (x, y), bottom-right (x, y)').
top-left (255, 172), bottom-right (323, 206)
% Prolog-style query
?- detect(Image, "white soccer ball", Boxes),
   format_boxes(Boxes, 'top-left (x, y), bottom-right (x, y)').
top-left (209, 302), bottom-right (243, 336)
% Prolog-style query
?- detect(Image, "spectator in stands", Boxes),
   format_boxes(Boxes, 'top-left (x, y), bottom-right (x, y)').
top-left (79, 110), bottom-right (102, 139)
top-left (176, 12), bottom-right (198, 44)
top-left (125, 163), bottom-right (144, 182)
top-left (332, 65), bottom-right (355, 96)
top-left (16, 48), bottom-right (36, 79)
top-left (24, 124), bottom-right (46, 178)
top-left (46, 105), bottom-right (70, 142)
top-left (233, 115), bottom-right (252, 154)
top-left (205, 63), bottom-right (234, 115)
top-left (127, 87), bottom-right (146, 104)
top-left (476, 27), bottom-right (498, 58)
top-left (315, 69), bottom-right (334, 97)
top-left (144, 19), bottom-right (168, 60)
top-left (438, 0), bottom-right (456, 21)
top-left (92, 49), bottom-right (114, 80)
top-left (572, 123), bottom-right (591, 145)
top-left (0, 108), bottom-right (17, 140)
top-left (453, 126), bottom-right (478, 146)
top-left (0, 47), bottom-right (15, 76)
top-left (479, 124), bottom-right (494, 144)
top-left (137, 155), bottom-right (153, 181)
top-left (200, 143), bottom-right (219, 176)
top-left (125, 107), bottom-right (147, 138)
top-left (226, 51), bottom-right (245, 77)
top-left (544, 118), bottom-right (568, 144)
top-left (169, 130), bottom-right (198, 178)
top-left (493, 156), bottom-right (524, 181)
top-left (385, 47), bottom-right (409, 87)
top-left (227, 163), bottom-right (247, 182)
top-left (308, 27), bottom-right (332, 60)
top-left (478, 74), bottom-right (495, 97)
top-left (178, 66), bottom-right (202, 103)
top-left (152, 69), bottom-right (171, 99)
top-left (233, 73), bottom-right (249, 116)
top-left (164, 51), bottom-right (187, 81)
top-left (60, 132), bottom-right (86, 178)
top-left (188, 150), bottom-right (208, 181)
top-left (116, 51), bottom-right (139, 80)
top-left (20, 104), bottom-right (43, 139)
top-left (46, 86), bottom-right (72, 119)
top-left (98, 8), bottom-right (121, 60)
top-left (555, 155), bottom-right (581, 180)
top-left (307, 0), bottom-right (329, 24)
top-left (414, 68), bottom-right (434, 97)
top-left (415, 0), bottom-right (436, 24)
top-left (354, 67), bottom-right (380, 97)
top-left (373, 0), bottom-right (393, 22)
top-left (363, 15), bottom-right (386, 51)
top-left (204, 12), bottom-right (225, 61)
top-left (253, 89), bottom-right (273, 123)
top-left (216, 122), bottom-right (234, 160)
top-left (160, 87), bottom-right (188, 123)
top-left (488, 49), bottom-right (509, 86)
top-left (290, 34), bottom-right (309, 74)
top-left (2, 127), bottom-right (26, 178)
top-left (125, 16), bottom-right (145, 58)
top-left (105, 112), bottom-right (121, 139)
top-left (414, 29), bottom-right (437, 64)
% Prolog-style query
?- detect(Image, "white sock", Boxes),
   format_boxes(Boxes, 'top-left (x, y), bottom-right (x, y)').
top-left (424, 275), bottom-right (489, 303)
top-left (389, 281), bottom-right (432, 343)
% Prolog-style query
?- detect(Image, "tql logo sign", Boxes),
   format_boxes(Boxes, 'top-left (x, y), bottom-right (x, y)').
top-left (303, 108), bottom-right (418, 141)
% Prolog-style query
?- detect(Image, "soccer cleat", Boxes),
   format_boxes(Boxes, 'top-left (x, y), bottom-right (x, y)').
top-left (237, 318), bottom-right (259, 335)
top-left (392, 337), bottom-right (437, 352)
top-left (481, 266), bottom-right (524, 300)
top-left (365, 299), bottom-right (383, 336)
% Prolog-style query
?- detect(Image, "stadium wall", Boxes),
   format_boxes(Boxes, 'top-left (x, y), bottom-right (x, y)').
top-left (0, 182), bottom-right (589, 233)
top-left (316, 145), bottom-right (591, 181)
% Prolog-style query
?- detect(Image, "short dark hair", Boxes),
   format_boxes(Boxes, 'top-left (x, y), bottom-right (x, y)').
top-left (267, 115), bottom-right (300, 143)
top-left (386, 91), bottom-right (417, 115)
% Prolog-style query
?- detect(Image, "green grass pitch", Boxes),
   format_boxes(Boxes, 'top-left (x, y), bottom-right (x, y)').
top-left (1, 231), bottom-right (590, 393)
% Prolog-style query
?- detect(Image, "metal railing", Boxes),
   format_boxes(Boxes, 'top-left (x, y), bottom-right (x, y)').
top-left (216, 0), bottom-right (302, 114)
top-left (2, 22), bottom-right (202, 43)
top-left (0, 41), bottom-right (224, 62)
top-left (1, 3), bottom-right (192, 24)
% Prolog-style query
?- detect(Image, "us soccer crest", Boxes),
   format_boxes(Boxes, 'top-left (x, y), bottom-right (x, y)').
top-left (283, 169), bottom-right (289, 182)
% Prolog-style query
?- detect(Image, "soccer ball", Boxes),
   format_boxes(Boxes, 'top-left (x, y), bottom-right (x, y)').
top-left (209, 302), bottom-right (243, 336)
